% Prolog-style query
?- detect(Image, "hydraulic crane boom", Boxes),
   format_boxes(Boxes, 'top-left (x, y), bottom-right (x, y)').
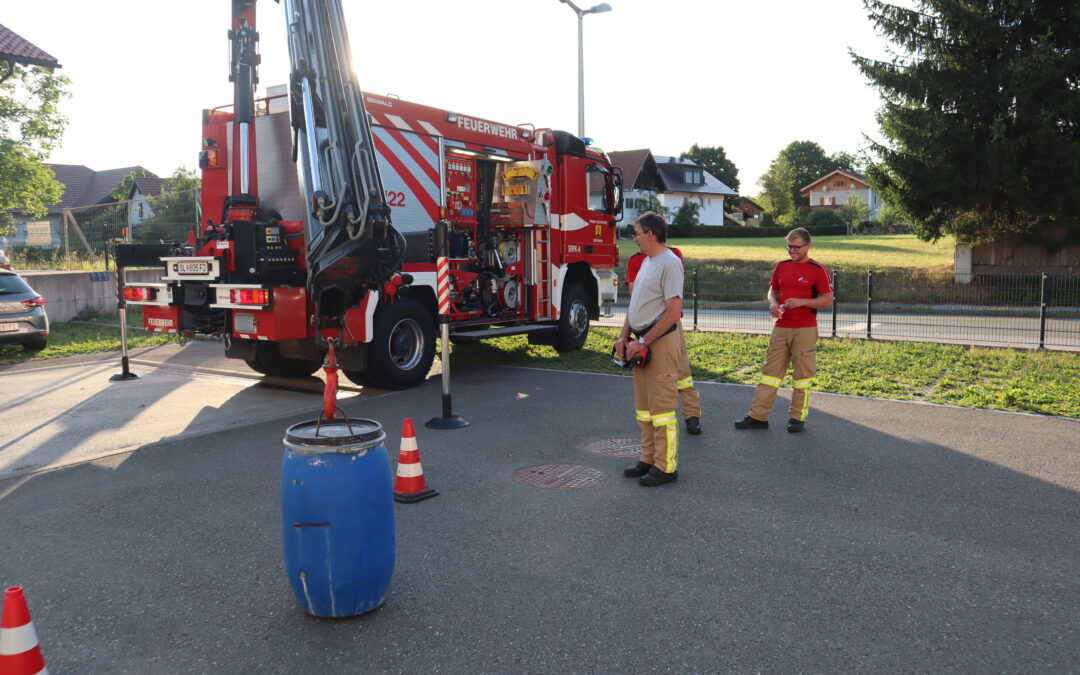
top-left (280, 0), bottom-right (404, 327)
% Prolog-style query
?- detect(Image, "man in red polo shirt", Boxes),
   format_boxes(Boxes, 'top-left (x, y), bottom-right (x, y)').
top-left (626, 246), bottom-right (701, 435)
top-left (735, 227), bottom-right (833, 433)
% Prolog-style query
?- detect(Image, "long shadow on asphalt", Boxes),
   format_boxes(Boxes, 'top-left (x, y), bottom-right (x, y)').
top-left (1, 366), bottom-right (1078, 672)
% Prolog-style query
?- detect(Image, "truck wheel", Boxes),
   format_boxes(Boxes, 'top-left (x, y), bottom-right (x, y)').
top-left (365, 297), bottom-right (436, 390)
top-left (552, 282), bottom-right (590, 352)
top-left (341, 369), bottom-right (373, 387)
top-left (250, 343), bottom-right (321, 378)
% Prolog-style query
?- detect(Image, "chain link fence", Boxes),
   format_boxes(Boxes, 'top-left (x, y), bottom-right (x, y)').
top-left (6, 189), bottom-right (200, 268)
top-left (605, 268), bottom-right (1080, 351)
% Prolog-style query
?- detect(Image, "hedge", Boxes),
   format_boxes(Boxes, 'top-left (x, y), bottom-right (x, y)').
top-left (683, 224), bottom-right (848, 239)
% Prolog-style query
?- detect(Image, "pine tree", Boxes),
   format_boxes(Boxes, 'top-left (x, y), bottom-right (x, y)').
top-left (853, 0), bottom-right (1080, 243)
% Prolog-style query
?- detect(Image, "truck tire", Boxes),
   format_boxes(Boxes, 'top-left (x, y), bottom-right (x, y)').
top-left (249, 342), bottom-right (321, 378)
top-left (341, 369), bottom-right (373, 387)
top-left (552, 282), bottom-right (590, 352)
top-left (364, 297), bottom-right (436, 390)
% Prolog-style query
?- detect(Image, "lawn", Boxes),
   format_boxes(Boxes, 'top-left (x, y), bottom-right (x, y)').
top-left (619, 234), bottom-right (956, 272)
top-left (0, 308), bottom-right (178, 363)
top-left (448, 327), bottom-right (1080, 419)
top-left (5, 313), bottom-right (1076, 418)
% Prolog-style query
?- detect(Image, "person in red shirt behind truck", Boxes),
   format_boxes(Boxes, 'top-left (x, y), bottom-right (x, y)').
top-left (735, 227), bottom-right (833, 433)
top-left (626, 245), bottom-right (701, 436)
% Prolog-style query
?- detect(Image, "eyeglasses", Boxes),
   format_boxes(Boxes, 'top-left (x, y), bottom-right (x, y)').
top-left (786, 242), bottom-right (808, 251)
top-left (632, 231), bottom-right (650, 240)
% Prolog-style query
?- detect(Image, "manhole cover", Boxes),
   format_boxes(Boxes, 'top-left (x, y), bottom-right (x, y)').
top-left (514, 464), bottom-right (605, 489)
top-left (584, 438), bottom-right (641, 458)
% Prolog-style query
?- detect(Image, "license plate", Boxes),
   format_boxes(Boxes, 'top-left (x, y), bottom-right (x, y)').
top-left (176, 261), bottom-right (210, 275)
top-left (0, 322), bottom-right (17, 332)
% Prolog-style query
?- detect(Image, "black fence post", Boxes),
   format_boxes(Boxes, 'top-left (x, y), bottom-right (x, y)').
top-left (866, 269), bottom-right (874, 339)
top-left (831, 270), bottom-right (838, 338)
top-left (1038, 272), bottom-right (1048, 349)
top-left (692, 268), bottom-right (699, 331)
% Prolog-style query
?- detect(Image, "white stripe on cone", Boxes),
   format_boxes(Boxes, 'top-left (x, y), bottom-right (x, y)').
top-left (0, 622), bottom-right (40, 655)
top-left (395, 462), bottom-right (424, 478)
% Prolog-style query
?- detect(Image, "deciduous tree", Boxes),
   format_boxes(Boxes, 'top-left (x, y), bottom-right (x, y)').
top-left (0, 66), bottom-right (69, 233)
top-left (681, 144), bottom-right (740, 193)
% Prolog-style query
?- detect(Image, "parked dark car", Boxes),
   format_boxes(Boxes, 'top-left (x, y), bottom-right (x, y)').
top-left (0, 270), bottom-right (49, 352)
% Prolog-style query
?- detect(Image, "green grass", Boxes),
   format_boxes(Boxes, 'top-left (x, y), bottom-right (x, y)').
top-left (448, 327), bottom-right (1080, 418)
top-left (620, 234), bottom-right (956, 272)
top-left (0, 308), bottom-right (179, 364)
top-left (6, 314), bottom-right (1077, 417)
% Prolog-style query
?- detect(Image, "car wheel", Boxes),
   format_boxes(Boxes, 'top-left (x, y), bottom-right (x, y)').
top-left (23, 339), bottom-right (47, 353)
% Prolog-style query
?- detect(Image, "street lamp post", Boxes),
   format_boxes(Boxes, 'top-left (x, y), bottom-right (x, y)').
top-left (558, 0), bottom-right (612, 139)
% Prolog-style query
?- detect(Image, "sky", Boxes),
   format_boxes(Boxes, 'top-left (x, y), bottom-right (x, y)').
top-left (4, 0), bottom-right (902, 195)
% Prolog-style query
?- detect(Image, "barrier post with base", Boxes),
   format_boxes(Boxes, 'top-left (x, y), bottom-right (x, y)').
top-left (110, 265), bottom-right (139, 381)
top-left (427, 220), bottom-right (468, 430)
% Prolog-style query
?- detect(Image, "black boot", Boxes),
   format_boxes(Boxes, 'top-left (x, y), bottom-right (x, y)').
top-left (685, 417), bottom-right (702, 435)
top-left (639, 466), bottom-right (678, 487)
top-left (623, 461), bottom-right (652, 478)
top-left (734, 415), bottom-right (769, 430)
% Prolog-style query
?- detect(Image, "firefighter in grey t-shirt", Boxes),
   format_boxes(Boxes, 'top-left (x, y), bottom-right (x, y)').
top-left (614, 212), bottom-right (684, 487)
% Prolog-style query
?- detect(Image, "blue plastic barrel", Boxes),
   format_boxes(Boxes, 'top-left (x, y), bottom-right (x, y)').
top-left (281, 418), bottom-right (396, 617)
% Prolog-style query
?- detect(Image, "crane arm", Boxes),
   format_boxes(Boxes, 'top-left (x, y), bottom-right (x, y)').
top-left (279, 0), bottom-right (404, 325)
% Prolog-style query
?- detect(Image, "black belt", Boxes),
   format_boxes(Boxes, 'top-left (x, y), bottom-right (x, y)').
top-left (632, 320), bottom-right (677, 343)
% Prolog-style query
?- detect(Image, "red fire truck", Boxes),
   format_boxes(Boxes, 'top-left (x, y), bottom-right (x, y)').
top-left (123, 1), bottom-right (622, 390)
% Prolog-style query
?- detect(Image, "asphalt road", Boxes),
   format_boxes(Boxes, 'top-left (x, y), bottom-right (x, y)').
top-left (598, 308), bottom-right (1080, 351)
top-left (1, 342), bottom-right (1078, 672)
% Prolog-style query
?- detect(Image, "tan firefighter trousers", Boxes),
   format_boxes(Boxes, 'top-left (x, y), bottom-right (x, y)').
top-left (748, 326), bottom-right (818, 422)
top-left (633, 330), bottom-right (681, 473)
top-left (675, 324), bottom-right (700, 420)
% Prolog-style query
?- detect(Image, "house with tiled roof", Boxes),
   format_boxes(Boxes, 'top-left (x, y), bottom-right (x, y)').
top-left (607, 149), bottom-right (664, 224)
top-left (653, 155), bottom-right (736, 226)
top-left (128, 175), bottom-right (167, 224)
top-left (5, 165), bottom-right (157, 249)
top-left (0, 22), bottom-right (62, 76)
top-left (800, 169), bottom-right (881, 217)
top-left (608, 150), bottom-right (737, 227)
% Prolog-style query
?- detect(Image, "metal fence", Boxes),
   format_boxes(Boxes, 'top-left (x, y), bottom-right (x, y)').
top-left (605, 268), bottom-right (1080, 351)
top-left (5, 190), bottom-right (200, 266)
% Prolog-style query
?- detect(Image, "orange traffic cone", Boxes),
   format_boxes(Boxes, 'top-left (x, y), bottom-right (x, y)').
top-left (1, 586), bottom-right (47, 675)
top-left (393, 418), bottom-right (438, 503)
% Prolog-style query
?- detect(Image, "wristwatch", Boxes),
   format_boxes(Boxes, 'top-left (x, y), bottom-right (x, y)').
top-left (637, 336), bottom-right (647, 346)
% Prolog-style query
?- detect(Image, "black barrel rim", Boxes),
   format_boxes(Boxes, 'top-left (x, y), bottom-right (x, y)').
top-left (285, 418), bottom-right (385, 449)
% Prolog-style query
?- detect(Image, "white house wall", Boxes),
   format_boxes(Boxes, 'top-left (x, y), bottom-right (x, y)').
top-left (808, 187), bottom-right (880, 217)
top-left (658, 192), bottom-right (727, 226)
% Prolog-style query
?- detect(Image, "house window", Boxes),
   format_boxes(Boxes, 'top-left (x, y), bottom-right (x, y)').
top-left (822, 185), bottom-right (829, 192)
top-left (834, 179), bottom-right (845, 187)
top-left (821, 196), bottom-right (836, 206)
top-left (684, 168), bottom-right (703, 185)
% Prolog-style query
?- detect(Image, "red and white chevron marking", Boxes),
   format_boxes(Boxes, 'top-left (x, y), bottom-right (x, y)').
top-left (436, 256), bottom-right (450, 315)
